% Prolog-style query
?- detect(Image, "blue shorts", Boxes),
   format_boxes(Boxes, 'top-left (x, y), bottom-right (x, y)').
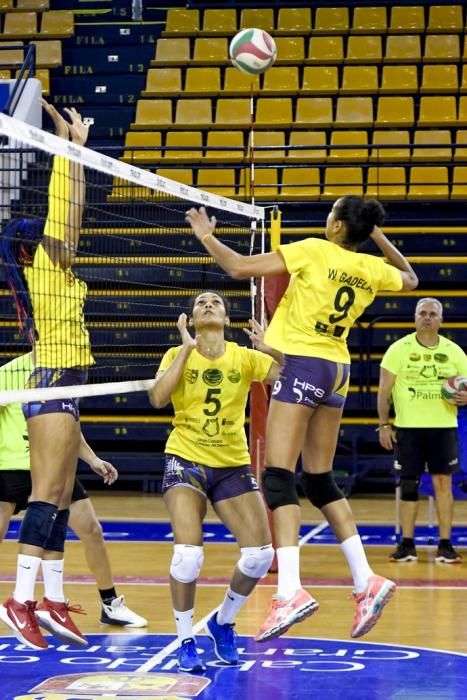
top-left (162, 454), bottom-right (260, 504)
top-left (22, 367), bottom-right (87, 421)
top-left (271, 354), bottom-right (350, 409)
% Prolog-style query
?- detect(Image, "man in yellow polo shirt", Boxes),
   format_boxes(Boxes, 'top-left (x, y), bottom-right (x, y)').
top-left (378, 297), bottom-right (467, 563)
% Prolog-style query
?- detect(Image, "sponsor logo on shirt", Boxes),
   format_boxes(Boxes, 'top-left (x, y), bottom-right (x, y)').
top-left (185, 368), bottom-right (198, 384)
top-left (228, 369), bottom-right (241, 383)
top-left (203, 369), bottom-right (223, 386)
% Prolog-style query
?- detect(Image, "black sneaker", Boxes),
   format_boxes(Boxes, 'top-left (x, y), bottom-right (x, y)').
top-left (389, 541), bottom-right (418, 562)
top-left (435, 541), bottom-right (462, 564)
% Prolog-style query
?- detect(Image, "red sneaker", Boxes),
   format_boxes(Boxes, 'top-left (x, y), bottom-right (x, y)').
top-left (0, 596), bottom-right (48, 650)
top-left (350, 575), bottom-right (396, 638)
top-left (35, 597), bottom-right (87, 646)
top-left (255, 589), bottom-right (319, 642)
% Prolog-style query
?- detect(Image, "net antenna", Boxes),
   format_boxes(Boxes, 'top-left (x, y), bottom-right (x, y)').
top-left (0, 112), bottom-right (265, 406)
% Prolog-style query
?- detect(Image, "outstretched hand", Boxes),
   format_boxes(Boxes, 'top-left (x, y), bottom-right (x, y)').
top-left (41, 100), bottom-right (89, 146)
top-left (177, 313), bottom-right (198, 350)
top-left (243, 318), bottom-right (268, 353)
top-left (41, 98), bottom-right (69, 139)
top-left (89, 458), bottom-right (118, 485)
top-left (185, 207), bottom-right (217, 242)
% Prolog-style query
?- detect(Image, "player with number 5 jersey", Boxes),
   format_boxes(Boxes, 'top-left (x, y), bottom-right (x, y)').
top-left (186, 196), bottom-right (418, 643)
top-left (149, 292), bottom-right (280, 672)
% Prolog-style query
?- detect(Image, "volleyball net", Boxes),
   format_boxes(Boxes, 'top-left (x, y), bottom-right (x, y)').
top-left (0, 112), bottom-right (266, 406)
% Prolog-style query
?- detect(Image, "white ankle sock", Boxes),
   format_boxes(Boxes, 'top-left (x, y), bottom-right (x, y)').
top-left (13, 554), bottom-right (41, 603)
top-left (277, 546), bottom-right (301, 599)
top-left (41, 559), bottom-right (65, 602)
top-left (340, 534), bottom-right (373, 593)
top-left (174, 608), bottom-right (194, 644)
top-left (217, 587), bottom-right (248, 625)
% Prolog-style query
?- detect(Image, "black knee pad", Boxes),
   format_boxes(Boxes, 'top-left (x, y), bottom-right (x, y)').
top-left (45, 508), bottom-right (70, 553)
top-left (19, 501), bottom-right (58, 548)
top-left (262, 467), bottom-right (299, 511)
top-left (400, 478), bottom-right (419, 502)
top-left (300, 471), bottom-right (344, 509)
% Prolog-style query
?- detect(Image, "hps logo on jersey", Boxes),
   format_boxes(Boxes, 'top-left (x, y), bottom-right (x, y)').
top-left (185, 368), bottom-right (198, 384)
top-left (202, 369), bottom-right (223, 386)
top-left (227, 369), bottom-right (241, 383)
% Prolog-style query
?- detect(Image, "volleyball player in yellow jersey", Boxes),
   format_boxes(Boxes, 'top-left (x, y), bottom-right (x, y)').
top-left (0, 101), bottom-right (94, 650)
top-left (149, 291), bottom-right (279, 672)
top-left (186, 196), bottom-right (418, 642)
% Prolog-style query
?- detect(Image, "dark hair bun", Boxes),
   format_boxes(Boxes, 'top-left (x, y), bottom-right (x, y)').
top-left (361, 199), bottom-right (385, 228)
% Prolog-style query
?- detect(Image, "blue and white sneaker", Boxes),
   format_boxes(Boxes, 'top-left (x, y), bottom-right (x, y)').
top-left (177, 638), bottom-right (206, 673)
top-left (205, 611), bottom-right (239, 665)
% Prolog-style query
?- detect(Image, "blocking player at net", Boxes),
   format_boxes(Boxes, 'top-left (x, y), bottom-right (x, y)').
top-left (186, 197), bottom-right (418, 642)
top-left (149, 292), bottom-right (279, 673)
top-left (0, 101), bottom-right (95, 650)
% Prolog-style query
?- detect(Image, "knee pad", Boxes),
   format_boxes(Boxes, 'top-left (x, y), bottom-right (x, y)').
top-left (300, 471), bottom-right (344, 509)
top-left (238, 544), bottom-right (274, 579)
top-left (170, 544), bottom-right (204, 584)
top-left (262, 467), bottom-right (299, 511)
top-left (400, 478), bottom-right (419, 502)
top-left (45, 508), bottom-right (70, 553)
top-left (19, 501), bottom-right (58, 548)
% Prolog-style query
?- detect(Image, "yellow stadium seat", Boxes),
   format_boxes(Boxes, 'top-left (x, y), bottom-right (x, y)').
top-left (247, 131), bottom-right (286, 162)
top-left (280, 168), bottom-right (321, 201)
top-left (329, 131), bottom-right (369, 162)
top-left (418, 96), bottom-right (457, 126)
top-left (427, 5), bottom-right (463, 33)
top-left (206, 131), bottom-right (244, 163)
top-left (458, 97), bottom-right (467, 126)
top-left (276, 8), bottom-right (312, 34)
top-left (122, 132), bottom-right (163, 163)
top-left (412, 130), bottom-right (452, 162)
top-left (152, 38), bottom-right (190, 66)
top-left (322, 168), bottom-right (364, 199)
top-left (366, 167), bottom-right (407, 199)
top-left (454, 130), bottom-right (467, 161)
top-left (215, 98), bottom-right (250, 128)
top-left (346, 36), bottom-right (383, 63)
top-left (201, 9), bottom-right (237, 35)
top-left (380, 65), bottom-right (418, 94)
top-left (0, 69), bottom-right (11, 79)
top-left (262, 66), bottom-right (299, 95)
top-left (274, 37), bottom-right (305, 64)
top-left (335, 97), bottom-right (373, 128)
top-left (451, 167), bottom-right (467, 199)
top-left (184, 67), bottom-right (221, 95)
top-left (420, 65), bottom-right (459, 94)
top-left (288, 131), bottom-right (327, 162)
top-left (340, 66), bottom-right (378, 95)
top-left (197, 169), bottom-right (236, 197)
top-left (108, 177), bottom-right (154, 202)
top-left (302, 66), bottom-right (338, 95)
top-left (192, 38), bottom-right (228, 65)
top-left (461, 65), bottom-right (467, 94)
top-left (255, 98), bottom-right (293, 129)
top-left (40, 10), bottom-right (74, 38)
top-left (31, 40), bottom-right (61, 68)
top-left (424, 35), bottom-right (461, 62)
top-left (2, 12), bottom-right (36, 38)
top-left (0, 41), bottom-right (23, 67)
top-left (375, 97), bottom-right (415, 127)
top-left (241, 168), bottom-right (279, 200)
top-left (163, 8), bottom-right (199, 36)
top-left (0, 1), bottom-right (12, 9)
top-left (307, 36), bottom-right (344, 64)
top-left (223, 67), bottom-right (260, 96)
top-left (132, 100), bottom-right (172, 129)
top-left (16, 66), bottom-right (49, 94)
top-left (389, 6), bottom-right (425, 33)
top-left (15, 0), bottom-right (48, 8)
top-left (371, 131), bottom-right (410, 162)
top-left (163, 131), bottom-right (203, 163)
top-left (295, 98), bottom-right (333, 128)
top-left (175, 99), bottom-right (212, 128)
top-left (464, 36), bottom-right (467, 61)
top-left (240, 9), bottom-right (274, 33)
top-left (142, 68), bottom-right (182, 97)
top-left (408, 167), bottom-right (449, 199)
top-left (156, 168), bottom-right (194, 187)
top-left (385, 35), bottom-right (422, 63)
top-left (314, 7), bottom-right (349, 34)
top-left (351, 7), bottom-right (387, 34)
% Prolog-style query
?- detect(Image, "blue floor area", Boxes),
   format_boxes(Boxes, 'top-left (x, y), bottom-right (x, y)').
top-left (6, 521), bottom-right (467, 545)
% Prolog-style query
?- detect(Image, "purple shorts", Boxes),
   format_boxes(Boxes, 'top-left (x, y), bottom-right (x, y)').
top-left (272, 354), bottom-right (350, 409)
top-left (162, 453), bottom-right (260, 503)
top-left (22, 367), bottom-right (87, 421)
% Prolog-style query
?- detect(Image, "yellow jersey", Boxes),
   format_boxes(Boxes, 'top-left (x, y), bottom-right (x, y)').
top-left (24, 156), bottom-right (93, 368)
top-left (159, 341), bottom-right (273, 467)
top-left (265, 237), bottom-right (403, 363)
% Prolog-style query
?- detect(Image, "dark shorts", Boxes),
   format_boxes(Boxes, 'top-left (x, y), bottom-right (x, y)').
top-left (271, 354), bottom-right (350, 409)
top-left (22, 367), bottom-right (87, 421)
top-left (0, 471), bottom-right (88, 515)
top-left (162, 454), bottom-right (260, 504)
top-left (394, 428), bottom-right (459, 478)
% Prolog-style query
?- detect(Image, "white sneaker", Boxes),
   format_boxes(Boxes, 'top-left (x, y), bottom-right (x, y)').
top-left (100, 595), bottom-right (148, 628)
